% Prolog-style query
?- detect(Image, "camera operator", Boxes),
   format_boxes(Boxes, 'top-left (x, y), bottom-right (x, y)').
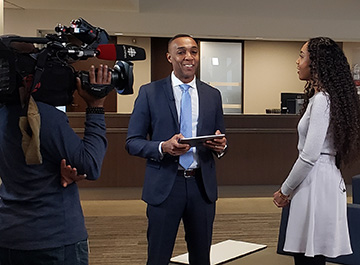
top-left (0, 64), bottom-right (111, 265)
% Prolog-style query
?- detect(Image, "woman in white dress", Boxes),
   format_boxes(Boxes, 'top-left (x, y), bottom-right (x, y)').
top-left (273, 37), bottom-right (360, 265)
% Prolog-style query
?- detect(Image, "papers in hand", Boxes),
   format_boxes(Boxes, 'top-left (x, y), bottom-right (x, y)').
top-left (178, 134), bottom-right (225, 147)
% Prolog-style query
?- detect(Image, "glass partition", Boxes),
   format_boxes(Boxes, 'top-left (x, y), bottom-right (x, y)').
top-left (200, 41), bottom-right (243, 114)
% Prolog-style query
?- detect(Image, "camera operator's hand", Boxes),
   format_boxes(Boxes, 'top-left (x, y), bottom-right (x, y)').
top-left (77, 64), bottom-right (112, 107)
top-left (60, 159), bottom-right (86, 188)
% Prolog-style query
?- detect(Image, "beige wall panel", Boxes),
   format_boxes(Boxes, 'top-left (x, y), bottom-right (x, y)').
top-left (0, 0), bottom-right (3, 34)
top-left (243, 41), bottom-right (305, 114)
top-left (115, 36), bottom-right (151, 113)
top-left (343, 42), bottom-right (360, 70)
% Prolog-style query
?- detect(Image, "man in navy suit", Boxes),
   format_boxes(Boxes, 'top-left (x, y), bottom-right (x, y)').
top-left (126, 34), bottom-right (227, 265)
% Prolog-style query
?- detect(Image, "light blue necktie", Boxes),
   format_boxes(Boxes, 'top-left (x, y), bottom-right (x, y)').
top-left (179, 84), bottom-right (194, 169)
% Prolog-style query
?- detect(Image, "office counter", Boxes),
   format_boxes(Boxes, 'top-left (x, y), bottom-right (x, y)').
top-left (67, 113), bottom-right (360, 187)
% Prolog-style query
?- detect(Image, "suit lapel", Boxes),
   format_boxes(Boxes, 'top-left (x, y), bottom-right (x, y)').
top-left (163, 76), bottom-right (179, 130)
top-left (196, 79), bottom-right (205, 135)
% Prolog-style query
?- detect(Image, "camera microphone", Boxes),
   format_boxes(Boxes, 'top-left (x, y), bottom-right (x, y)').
top-left (95, 44), bottom-right (146, 61)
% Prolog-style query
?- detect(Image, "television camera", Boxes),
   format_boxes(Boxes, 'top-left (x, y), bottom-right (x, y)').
top-left (0, 18), bottom-right (146, 106)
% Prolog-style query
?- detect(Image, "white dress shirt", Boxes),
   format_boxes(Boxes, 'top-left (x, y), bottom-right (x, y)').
top-left (159, 72), bottom-right (199, 168)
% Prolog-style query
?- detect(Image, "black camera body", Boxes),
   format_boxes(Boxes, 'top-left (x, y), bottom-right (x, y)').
top-left (78, 60), bottom-right (134, 99)
top-left (0, 18), bottom-right (145, 106)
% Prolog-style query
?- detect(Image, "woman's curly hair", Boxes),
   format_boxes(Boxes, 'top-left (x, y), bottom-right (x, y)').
top-left (303, 37), bottom-right (360, 166)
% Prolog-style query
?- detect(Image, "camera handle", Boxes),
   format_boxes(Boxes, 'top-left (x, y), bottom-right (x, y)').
top-left (77, 71), bottom-right (114, 98)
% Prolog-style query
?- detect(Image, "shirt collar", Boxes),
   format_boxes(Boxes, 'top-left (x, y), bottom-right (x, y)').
top-left (171, 71), bottom-right (197, 89)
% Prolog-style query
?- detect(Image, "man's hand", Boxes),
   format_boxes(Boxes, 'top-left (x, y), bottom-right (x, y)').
top-left (161, 134), bottom-right (191, 156)
top-left (77, 64), bottom-right (112, 108)
top-left (60, 159), bottom-right (87, 188)
top-left (203, 130), bottom-right (227, 153)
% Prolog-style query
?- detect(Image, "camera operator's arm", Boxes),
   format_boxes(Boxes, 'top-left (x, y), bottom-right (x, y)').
top-left (60, 64), bottom-right (111, 186)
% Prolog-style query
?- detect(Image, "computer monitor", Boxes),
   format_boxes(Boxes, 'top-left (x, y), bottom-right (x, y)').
top-left (281, 92), bottom-right (304, 114)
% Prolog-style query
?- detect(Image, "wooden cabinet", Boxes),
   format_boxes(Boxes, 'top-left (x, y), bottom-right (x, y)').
top-left (67, 114), bottom-right (360, 187)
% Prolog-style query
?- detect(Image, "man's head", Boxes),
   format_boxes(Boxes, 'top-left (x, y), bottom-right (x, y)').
top-left (167, 34), bottom-right (199, 83)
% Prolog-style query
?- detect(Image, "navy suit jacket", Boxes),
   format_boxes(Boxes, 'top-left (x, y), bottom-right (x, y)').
top-left (126, 76), bottom-right (225, 206)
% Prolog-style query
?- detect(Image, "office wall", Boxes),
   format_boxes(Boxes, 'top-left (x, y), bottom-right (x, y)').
top-left (0, 0), bottom-right (3, 34)
top-left (4, 0), bottom-right (360, 41)
top-left (107, 38), bottom-right (307, 114)
top-left (4, 5), bottom-right (360, 114)
top-left (343, 42), bottom-right (360, 69)
top-left (111, 39), bottom-right (360, 114)
top-left (244, 41), bottom-right (305, 114)
top-left (115, 36), bottom-right (151, 114)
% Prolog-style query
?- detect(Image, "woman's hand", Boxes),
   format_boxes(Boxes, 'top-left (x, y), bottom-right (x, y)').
top-left (273, 189), bottom-right (290, 208)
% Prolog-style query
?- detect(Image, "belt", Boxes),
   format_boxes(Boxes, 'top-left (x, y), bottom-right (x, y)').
top-left (177, 168), bottom-right (201, 178)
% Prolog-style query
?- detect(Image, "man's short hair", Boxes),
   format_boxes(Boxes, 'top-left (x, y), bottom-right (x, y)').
top-left (168, 34), bottom-right (197, 51)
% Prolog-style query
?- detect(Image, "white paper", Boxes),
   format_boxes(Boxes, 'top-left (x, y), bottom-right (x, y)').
top-left (170, 240), bottom-right (267, 265)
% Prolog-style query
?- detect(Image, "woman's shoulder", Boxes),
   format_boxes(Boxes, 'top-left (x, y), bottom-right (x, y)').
top-left (310, 91), bottom-right (330, 114)
top-left (312, 91), bottom-right (329, 104)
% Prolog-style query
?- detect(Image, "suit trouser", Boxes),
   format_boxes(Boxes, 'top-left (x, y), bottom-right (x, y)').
top-left (146, 173), bottom-right (216, 265)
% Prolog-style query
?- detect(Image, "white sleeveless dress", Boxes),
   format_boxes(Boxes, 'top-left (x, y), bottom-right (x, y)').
top-left (281, 92), bottom-right (352, 258)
